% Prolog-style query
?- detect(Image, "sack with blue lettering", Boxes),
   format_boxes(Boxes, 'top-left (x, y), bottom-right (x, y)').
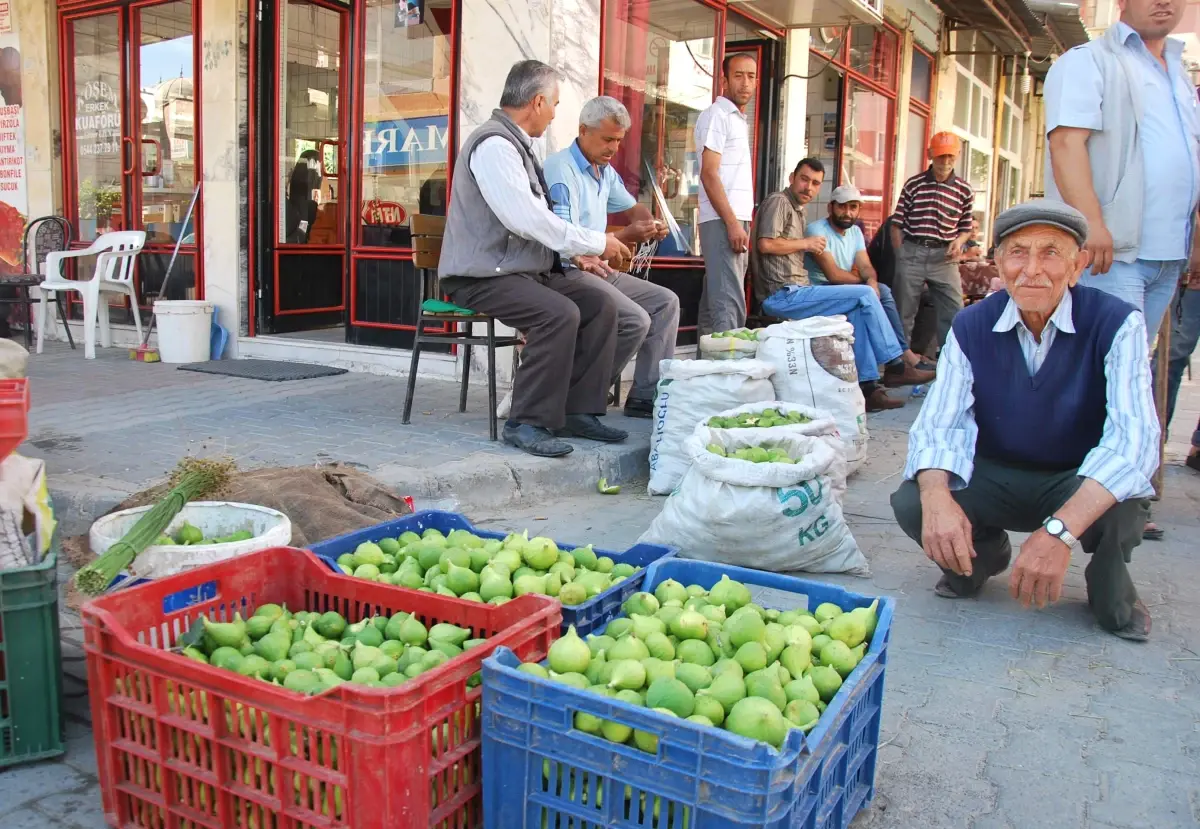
top-left (639, 428), bottom-right (869, 576)
top-left (647, 359), bottom-right (776, 496)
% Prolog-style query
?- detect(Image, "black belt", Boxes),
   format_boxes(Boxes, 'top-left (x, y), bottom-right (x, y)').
top-left (905, 235), bottom-right (950, 248)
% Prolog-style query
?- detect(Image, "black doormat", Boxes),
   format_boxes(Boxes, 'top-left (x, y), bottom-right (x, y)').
top-left (178, 359), bottom-right (348, 381)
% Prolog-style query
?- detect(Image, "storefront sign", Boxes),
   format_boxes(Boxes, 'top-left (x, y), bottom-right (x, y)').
top-left (363, 115), bottom-right (449, 170)
top-left (75, 80), bottom-right (121, 157)
top-left (0, 2), bottom-right (10, 34)
top-left (0, 34), bottom-right (25, 273)
top-left (361, 199), bottom-right (407, 226)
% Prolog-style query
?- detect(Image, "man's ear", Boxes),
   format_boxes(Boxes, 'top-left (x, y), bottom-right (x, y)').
top-left (1069, 246), bottom-right (1091, 287)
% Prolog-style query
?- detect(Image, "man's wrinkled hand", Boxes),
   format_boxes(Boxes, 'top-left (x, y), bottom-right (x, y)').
top-left (1085, 222), bottom-right (1114, 275)
top-left (603, 233), bottom-right (632, 263)
top-left (867, 276), bottom-right (880, 297)
top-left (623, 219), bottom-right (660, 244)
top-left (1009, 530), bottom-right (1071, 609)
top-left (946, 239), bottom-right (964, 261)
top-left (802, 236), bottom-right (827, 254)
top-left (920, 491), bottom-right (975, 576)
top-left (576, 255), bottom-right (615, 278)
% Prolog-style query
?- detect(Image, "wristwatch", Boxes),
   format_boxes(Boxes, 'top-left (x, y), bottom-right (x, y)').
top-left (1042, 516), bottom-right (1078, 548)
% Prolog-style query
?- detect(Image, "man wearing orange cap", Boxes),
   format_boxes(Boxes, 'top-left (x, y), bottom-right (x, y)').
top-left (890, 132), bottom-right (976, 353)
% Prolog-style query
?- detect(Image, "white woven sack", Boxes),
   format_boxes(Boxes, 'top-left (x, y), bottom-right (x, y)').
top-left (639, 429), bottom-right (868, 575)
top-left (647, 358), bottom-right (776, 495)
top-left (756, 317), bottom-right (868, 473)
top-left (701, 401), bottom-right (848, 500)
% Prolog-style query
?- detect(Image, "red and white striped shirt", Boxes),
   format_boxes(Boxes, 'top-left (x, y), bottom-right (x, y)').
top-left (894, 168), bottom-right (974, 243)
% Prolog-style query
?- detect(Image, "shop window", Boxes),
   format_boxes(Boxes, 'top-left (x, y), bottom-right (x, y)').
top-left (904, 110), bottom-right (928, 179)
top-left (360, 0), bottom-right (453, 247)
top-left (277, 0), bottom-right (344, 245)
top-left (71, 15), bottom-right (123, 239)
top-left (910, 49), bottom-right (932, 105)
top-left (805, 64), bottom-right (843, 208)
top-left (810, 26), bottom-right (843, 59)
top-left (602, 0), bottom-right (719, 256)
top-left (841, 81), bottom-right (890, 235)
top-left (953, 73), bottom-right (969, 130)
top-left (848, 26), bottom-right (897, 89)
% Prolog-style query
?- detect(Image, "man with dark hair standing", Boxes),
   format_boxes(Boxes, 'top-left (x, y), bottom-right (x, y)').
top-left (751, 158), bottom-right (933, 411)
top-left (439, 60), bottom-right (631, 458)
top-left (891, 132), bottom-right (975, 350)
top-left (694, 53), bottom-right (757, 335)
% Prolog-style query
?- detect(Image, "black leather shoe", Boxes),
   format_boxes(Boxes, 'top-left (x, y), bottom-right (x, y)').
top-left (623, 397), bottom-right (654, 419)
top-left (552, 414), bottom-right (628, 443)
top-left (502, 422), bottom-right (574, 457)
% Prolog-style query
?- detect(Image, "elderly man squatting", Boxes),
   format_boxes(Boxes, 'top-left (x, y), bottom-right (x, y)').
top-left (544, 96), bottom-right (681, 419)
top-left (438, 60), bottom-right (632, 458)
top-left (891, 200), bottom-right (1159, 641)
top-left (752, 158), bottom-right (934, 412)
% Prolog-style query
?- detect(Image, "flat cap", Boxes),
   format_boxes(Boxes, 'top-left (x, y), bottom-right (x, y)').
top-left (993, 199), bottom-right (1089, 247)
top-left (831, 184), bottom-right (862, 203)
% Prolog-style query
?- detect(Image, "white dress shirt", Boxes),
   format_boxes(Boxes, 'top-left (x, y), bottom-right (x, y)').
top-left (905, 291), bottom-right (1160, 502)
top-left (694, 97), bottom-right (754, 224)
top-left (469, 136), bottom-right (606, 259)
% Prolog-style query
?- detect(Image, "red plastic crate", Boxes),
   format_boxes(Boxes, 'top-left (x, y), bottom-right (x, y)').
top-left (0, 378), bottom-right (29, 459)
top-left (81, 546), bottom-right (562, 829)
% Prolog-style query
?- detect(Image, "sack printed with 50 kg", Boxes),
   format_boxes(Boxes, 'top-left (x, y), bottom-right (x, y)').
top-left (639, 427), bottom-right (869, 576)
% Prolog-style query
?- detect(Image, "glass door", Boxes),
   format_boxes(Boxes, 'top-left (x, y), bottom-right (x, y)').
top-left (62, 0), bottom-right (199, 319)
top-left (258, 0), bottom-right (349, 336)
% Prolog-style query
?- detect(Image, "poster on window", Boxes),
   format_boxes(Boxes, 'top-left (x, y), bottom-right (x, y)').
top-left (395, 0), bottom-right (423, 28)
top-left (0, 34), bottom-right (25, 275)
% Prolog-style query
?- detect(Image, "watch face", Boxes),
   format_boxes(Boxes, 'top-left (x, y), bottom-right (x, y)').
top-left (1045, 518), bottom-right (1065, 536)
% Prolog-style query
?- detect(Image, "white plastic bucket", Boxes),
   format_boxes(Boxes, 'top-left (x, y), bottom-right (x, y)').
top-left (153, 300), bottom-right (214, 363)
top-left (89, 501), bottom-right (293, 580)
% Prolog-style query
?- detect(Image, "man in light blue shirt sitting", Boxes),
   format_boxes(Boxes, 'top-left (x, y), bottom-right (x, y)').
top-left (805, 185), bottom-right (933, 374)
top-left (544, 96), bottom-right (681, 418)
top-left (1043, 0), bottom-right (1200, 541)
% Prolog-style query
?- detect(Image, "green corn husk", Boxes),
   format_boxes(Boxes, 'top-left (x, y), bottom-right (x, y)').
top-left (75, 458), bottom-right (235, 596)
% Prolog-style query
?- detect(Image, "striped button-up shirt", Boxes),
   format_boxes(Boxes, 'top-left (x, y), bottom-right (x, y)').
top-left (894, 168), bottom-right (974, 243)
top-left (904, 291), bottom-right (1160, 502)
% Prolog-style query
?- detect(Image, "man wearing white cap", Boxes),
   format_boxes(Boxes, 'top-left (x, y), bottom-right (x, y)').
top-left (806, 185), bottom-right (935, 380)
top-left (752, 159), bottom-right (934, 411)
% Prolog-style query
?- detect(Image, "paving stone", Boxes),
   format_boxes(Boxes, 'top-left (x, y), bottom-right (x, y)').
top-left (986, 766), bottom-right (1093, 829)
top-left (0, 764), bottom-right (89, 808)
top-left (0, 810), bottom-right (57, 829)
top-left (29, 793), bottom-right (110, 829)
top-left (1089, 761), bottom-right (1200, 827)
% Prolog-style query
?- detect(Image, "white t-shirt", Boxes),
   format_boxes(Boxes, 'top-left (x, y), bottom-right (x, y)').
top-left (694, 96), bottom-right (754, 224)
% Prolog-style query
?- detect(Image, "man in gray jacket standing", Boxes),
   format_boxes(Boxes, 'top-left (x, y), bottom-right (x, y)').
top-left (439, 60), bottom-right (632, 458)
top-left (1044, 0), bottom-right (1200, 539)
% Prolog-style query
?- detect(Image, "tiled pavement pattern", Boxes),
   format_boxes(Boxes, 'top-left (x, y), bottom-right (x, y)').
top-left (3, 340), bottom-right (1199, 828)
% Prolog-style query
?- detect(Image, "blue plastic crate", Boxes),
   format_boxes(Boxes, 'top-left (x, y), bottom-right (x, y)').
top-left (309, 510), bottom-right (677, 636)
top-left (480, 559), bottom-right (894, 829)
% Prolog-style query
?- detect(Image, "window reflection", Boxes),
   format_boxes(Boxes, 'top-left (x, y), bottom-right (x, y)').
top-left (360, 0), bottom-right (452, 248)
top-left (841, 81), bottom-right (889, 236)
top-left (602, 0), bottom-right (718, 256)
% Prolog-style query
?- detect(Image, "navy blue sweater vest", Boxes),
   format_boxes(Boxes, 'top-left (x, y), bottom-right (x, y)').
top-left (952, 286), bottom-right (1133, 471)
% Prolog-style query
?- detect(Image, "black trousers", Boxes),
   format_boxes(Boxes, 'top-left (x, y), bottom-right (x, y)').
top-left (890, 458), bottom-right (1146, 631)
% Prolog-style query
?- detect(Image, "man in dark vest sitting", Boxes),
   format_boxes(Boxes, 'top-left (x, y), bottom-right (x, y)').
top-left (891, 199), bottom-right (1159, 641)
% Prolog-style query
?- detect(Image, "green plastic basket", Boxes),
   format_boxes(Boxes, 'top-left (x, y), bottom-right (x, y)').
top-left (0, 549), bottom-right (64, 767)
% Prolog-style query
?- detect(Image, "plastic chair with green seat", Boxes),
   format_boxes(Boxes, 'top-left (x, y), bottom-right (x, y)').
top-left (402, 214), bottom-right (522, 440)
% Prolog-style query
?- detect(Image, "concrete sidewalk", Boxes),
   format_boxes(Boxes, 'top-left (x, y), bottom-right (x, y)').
top-left (23, 343), bottom-right (651, 534)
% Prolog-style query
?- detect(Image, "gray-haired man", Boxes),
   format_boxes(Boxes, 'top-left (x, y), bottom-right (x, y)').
top-left (439, 61), bottom-right (632, 458)
top-left (544, 96), bottom-right (680, 418)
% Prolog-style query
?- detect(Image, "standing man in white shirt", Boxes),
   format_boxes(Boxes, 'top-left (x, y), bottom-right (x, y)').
top-left (1043, 0), bottom-right (1200, 540)
top-left (695, 53), bottom-right (757, 335)
top-left (439, 60), bottom-right (632, 458)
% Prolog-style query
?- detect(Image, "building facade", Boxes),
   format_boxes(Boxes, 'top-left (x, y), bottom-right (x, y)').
top-left (7, 0), bottom-right (1106, 380)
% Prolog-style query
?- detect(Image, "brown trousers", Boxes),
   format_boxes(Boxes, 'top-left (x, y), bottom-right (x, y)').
top-left (446, 270), bottom-right (619, 430)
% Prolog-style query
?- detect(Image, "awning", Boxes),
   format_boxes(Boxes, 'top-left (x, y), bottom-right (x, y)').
top-left (931, 0), bottom-right (1048, 55)
top-left (729, 0), bottom-right (883, 30)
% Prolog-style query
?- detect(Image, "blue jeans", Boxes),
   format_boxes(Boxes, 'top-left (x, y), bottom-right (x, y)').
top-left (762, 284), bottom-right (904, 382)
top-left (1080, 259), bottom-right (1184, 345)
top-left (877, 282), bottom-right (908, 351)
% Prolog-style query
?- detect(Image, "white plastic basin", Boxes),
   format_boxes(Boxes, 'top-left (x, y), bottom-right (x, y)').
top-left (89, 501), bottom-right (292, 580)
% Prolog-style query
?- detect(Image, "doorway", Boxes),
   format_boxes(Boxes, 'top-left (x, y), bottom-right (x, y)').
top-left (254, 0), bottom-right (350, 337)
top-left (60, 0), bottom-right (201, 320)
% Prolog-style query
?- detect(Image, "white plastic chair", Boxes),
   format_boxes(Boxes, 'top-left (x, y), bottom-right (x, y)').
top-left (36, 231), bottom-right (147, 359)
